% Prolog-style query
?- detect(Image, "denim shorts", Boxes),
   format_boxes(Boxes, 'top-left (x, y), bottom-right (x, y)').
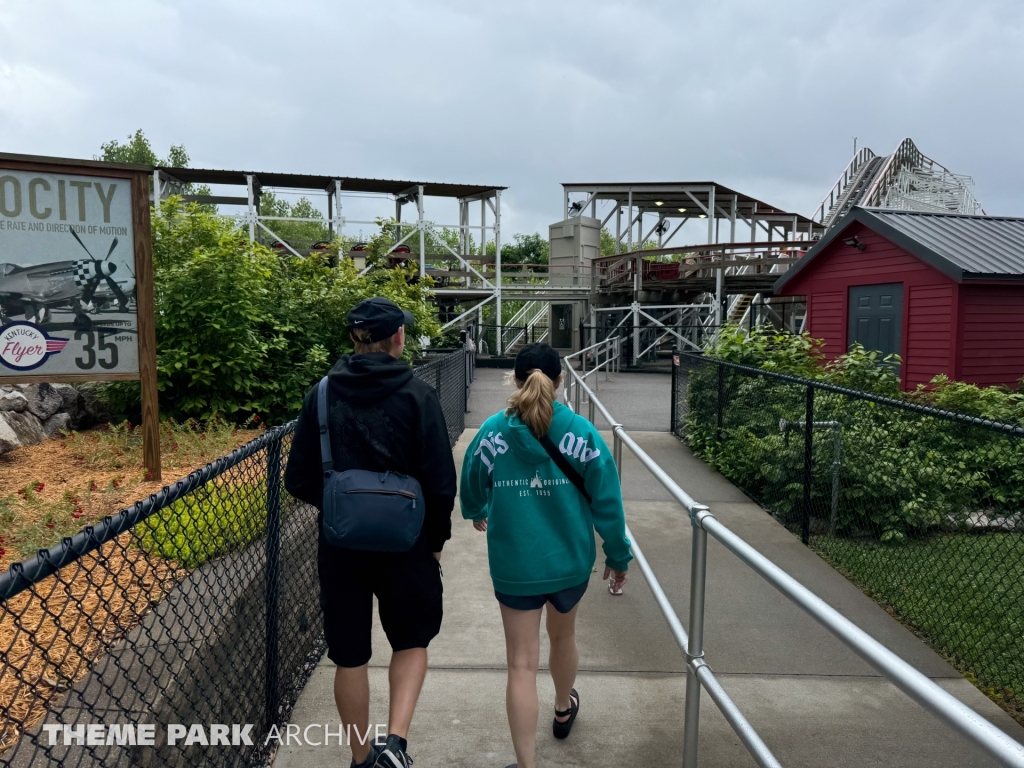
top-left (495, 578), bottom-right (589, 613)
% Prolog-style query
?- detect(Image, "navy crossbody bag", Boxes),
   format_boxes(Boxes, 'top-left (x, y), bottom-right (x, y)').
top-left (317, 376), bottom-right (425, 551)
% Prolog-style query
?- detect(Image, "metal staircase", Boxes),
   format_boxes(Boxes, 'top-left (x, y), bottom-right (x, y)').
top-left (501, 301), bottom-right (549, 355)
top-left (728, 294), bottom-right (753, 325)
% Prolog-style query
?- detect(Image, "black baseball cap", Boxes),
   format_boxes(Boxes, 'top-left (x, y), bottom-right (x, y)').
top-left (347, 297), bottom-right (415, 342)
top-left (515, 343), bottom-right (562, 382)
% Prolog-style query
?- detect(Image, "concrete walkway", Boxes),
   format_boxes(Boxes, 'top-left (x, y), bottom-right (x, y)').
top-left (274, 372), bottom-right (1024, 767)
top-left (468, 368), bottom-right (672, 432)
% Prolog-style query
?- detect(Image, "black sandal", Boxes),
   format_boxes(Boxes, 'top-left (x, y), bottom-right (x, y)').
top-left (552, 688), bottom-right (579, 739)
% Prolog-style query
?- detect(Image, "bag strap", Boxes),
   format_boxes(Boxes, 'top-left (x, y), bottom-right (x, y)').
top-left (538, 434), bottom-right (592, 505)
top-left (316, 376), bottom-right (333, 474)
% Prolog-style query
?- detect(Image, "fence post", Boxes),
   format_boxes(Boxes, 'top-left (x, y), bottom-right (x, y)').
top-left (463, 348), bottom-right (470, 414)
top-left (716, 363), bottom-right (725, 441)
top-left (670, 347), bottom-right (678, 433)
top-left (830, 425), bottom-right (841, 534)
top-left (265, 437), bottom-right (282, 731)
top-left (802, 386), bottom-right (814, 545)
top-left (682, 510), bottom-right (710, 768)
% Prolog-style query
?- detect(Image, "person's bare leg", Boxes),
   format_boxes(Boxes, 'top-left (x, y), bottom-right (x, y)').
top-left (387, 647), bottom-right (428, 739)
top-left (335, 664), bottom-right (372, 764)
top-left (500, 604), bottom-right (543, 768)
top-left (546, 603), bottom-right (580, 721)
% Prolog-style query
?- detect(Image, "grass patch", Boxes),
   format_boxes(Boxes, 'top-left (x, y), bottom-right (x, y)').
top-left (814, 532), bottom-right (1024, 714)
top-left (62, 417), bottom-right (259, 475)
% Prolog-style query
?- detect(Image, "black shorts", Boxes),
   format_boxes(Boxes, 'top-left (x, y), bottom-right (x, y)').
top-left (495, 578), bottom-right (589, 613)
top-left (317, 540), bottom-right (443, 668)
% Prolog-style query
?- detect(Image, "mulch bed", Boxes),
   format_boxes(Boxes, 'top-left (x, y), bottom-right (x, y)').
top-left (0, 427), bottom-right (260, 755)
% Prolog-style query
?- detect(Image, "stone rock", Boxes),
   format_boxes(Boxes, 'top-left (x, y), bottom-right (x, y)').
top-left (76, 382), bottom-right (111, 425)
top-left (52, 383), bottom-right (80, 412)
top-left (51, 383), bottom-right (88, 428)
top-left (20, 383), bottom-right (63, 421)
top-left (0, 411), bottom-right (44, 454)
top-left (0, 414), bottom-right (20, 454)
top-left (0, 390), bottom-right (28, 413)
top-left (42, 411), bottom-right (72, 438)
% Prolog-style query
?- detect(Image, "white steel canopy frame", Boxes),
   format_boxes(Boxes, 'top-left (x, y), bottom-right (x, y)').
top-left (565, 182), bottom-right (823, 349)
top-left (153, 166), bottom-right (508, 350)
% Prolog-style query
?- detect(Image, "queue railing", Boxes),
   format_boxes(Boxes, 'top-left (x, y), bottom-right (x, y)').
top-left (561, 360), bottom-right (1024, 768)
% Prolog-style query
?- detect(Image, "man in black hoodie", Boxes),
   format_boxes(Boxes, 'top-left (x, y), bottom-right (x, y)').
top-left (285, 297), bottom-right (457, 768)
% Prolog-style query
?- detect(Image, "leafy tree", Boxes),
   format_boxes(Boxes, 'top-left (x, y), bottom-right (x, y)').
top-left (500, 233), bottom-right (548, 265)
top-left (600, 227), bottom-right (618, 256)
top-left (257, 192), bottom-right (346, 250)
top-left (98, 129), bottom-right (189, 167)
top-left (98, 130), bottom-right (212, 206)
top-left (600, 226), bottom-right (658, 255)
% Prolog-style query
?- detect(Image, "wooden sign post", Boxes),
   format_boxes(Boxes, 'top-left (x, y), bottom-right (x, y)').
top-left (0, 153), bottom-right (161, 481)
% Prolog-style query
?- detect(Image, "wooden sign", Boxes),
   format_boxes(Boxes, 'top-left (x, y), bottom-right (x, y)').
top-left (0, 153), bottom-right (161, 480)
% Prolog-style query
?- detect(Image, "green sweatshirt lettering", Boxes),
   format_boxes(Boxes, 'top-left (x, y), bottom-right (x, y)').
top-left (460, 401), bottom-right (632, 596)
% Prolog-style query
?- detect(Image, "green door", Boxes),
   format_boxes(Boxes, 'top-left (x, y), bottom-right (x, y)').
top-left (848, 283), bottom-right (902, 356)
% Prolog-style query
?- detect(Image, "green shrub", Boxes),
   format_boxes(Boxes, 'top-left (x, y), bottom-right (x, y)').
top-left (709, 324), bottom-right (825, 377)
top-left (102, 198), bottom-right (441, 423)
top-left (684, 325), bottom-right (1024, 540)
top-left (136, 483), bottom-right (267, 568)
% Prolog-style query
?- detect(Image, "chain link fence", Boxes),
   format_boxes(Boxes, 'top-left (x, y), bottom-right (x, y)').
top-left (671, 351), bottom-right (1024, 722)
top-left (0, 347), bottom-right (470, 768)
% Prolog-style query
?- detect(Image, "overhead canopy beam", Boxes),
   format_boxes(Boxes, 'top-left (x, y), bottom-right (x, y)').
top-left (156, 166), bottom-right (505, 200)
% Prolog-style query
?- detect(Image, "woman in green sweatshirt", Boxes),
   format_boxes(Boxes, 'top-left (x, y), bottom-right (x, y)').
top-left (460, 343), bottom-right (632, 768)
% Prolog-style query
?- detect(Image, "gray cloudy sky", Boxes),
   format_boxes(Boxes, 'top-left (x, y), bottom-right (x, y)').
top-left (2, 0), bottom-right (1023, 238)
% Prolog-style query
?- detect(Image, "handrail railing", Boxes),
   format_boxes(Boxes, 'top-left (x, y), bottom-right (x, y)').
top-left (563, 337), bottom-right (621, 418)
top-left (560, 361), bottom-right (1024, 767)
top-left (812, 146), bottom-right (877, 225)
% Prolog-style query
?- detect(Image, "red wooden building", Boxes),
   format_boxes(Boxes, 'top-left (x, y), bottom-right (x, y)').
top-left (773, 207), bottom-right (1024, 390)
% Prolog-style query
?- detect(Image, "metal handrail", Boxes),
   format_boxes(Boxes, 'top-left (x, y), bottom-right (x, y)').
top-left (563, 337), bottom-right (621, 417)
top-left (563, 336), bottom-right (620, 363)
top-left (580, 338), bottom-right (620, 382)
top-left (560, 362), bottom-right (1024, 767)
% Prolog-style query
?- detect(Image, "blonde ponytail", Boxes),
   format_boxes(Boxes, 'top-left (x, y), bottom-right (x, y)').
top-left (506, 369), bottom-right (556, 438)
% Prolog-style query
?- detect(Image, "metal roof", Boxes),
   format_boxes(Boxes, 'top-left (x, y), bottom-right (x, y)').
top-left (865, 209), bottom-right (1024, 276)
top-left (561, 181), bottom-right (823, 230)
top-left (0, 153), bottom-right (504, 198)
top-left (774, 207), bottom-right (1024, 292)
top-left (158, 167), bottom-right (504, 199)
